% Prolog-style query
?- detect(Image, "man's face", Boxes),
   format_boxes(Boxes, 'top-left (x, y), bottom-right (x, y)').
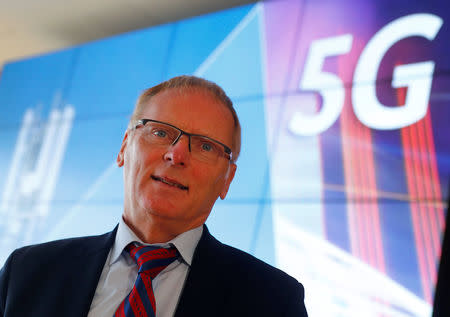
top-left (117, 88), bottom-right (237, 233)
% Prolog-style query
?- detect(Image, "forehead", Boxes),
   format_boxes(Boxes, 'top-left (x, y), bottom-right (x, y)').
top-left (140, 87), bottom-right (234, 142)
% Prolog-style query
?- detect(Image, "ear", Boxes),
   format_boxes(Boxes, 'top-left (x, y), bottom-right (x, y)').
top-left (219, 163), bottom-right (237, 200)
top-left (117, 131), bottom-right (129, 167)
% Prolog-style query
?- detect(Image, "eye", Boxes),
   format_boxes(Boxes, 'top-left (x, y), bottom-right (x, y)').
top-left (152, 129), bottom-right (168, 138)
top-left (200, 142), bottom-right (214, 152)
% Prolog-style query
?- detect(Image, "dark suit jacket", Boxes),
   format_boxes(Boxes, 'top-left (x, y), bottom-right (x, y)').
top-left (0, 225), bottom-right (308, 316)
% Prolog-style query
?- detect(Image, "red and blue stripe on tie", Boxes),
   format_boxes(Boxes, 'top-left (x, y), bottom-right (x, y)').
top-left (114, 243), bottom-right (179, 317)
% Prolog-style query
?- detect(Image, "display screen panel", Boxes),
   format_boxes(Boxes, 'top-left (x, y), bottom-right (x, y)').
top-left (0, 1), bottom-right (448, 316)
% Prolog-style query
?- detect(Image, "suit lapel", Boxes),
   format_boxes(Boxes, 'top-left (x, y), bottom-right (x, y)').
top-left (174, 226), bottom-right (227, 317)
top-left (60, 227), bottom-right (117, 317)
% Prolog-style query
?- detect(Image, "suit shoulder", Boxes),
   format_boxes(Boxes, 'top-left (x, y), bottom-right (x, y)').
top-left (216, 241), bottom-right (302, 289)
top-left (8, 230), bottom-right (114, 263)
top-left (205, 239), bottom-right (307, 316)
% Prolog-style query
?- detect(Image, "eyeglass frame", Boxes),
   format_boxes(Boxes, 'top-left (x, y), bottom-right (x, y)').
top-left (134, 118), bottom-right (234, 161)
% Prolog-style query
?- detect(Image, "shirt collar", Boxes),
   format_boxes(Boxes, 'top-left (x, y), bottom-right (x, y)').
top-left (109, 217), bottom-right (203, 267)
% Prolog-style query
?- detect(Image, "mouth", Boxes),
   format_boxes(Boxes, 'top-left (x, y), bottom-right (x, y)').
top-left (151, 175), bottom-right (189, 191)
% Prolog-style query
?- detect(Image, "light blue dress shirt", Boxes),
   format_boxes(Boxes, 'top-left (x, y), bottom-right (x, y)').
top-left (87, 217), bottom-right (203, 317)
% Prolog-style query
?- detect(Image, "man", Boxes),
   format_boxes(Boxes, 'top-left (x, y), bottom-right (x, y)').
top-left (0, 76), bottom-right (308, 316)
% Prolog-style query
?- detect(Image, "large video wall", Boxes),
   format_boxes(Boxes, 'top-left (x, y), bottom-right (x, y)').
top-left (0, 0), bottom-right (448, 316)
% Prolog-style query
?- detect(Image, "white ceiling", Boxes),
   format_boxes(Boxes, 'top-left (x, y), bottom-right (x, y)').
top-left (0, 0), bottom-right (256, 69)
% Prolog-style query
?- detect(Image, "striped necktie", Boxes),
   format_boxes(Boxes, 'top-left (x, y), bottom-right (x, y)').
top-left (114, 243), bottom-right (179, 317)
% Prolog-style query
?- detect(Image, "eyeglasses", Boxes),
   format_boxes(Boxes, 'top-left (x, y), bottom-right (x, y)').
top-left (134, 119), bottom-right (233, 163)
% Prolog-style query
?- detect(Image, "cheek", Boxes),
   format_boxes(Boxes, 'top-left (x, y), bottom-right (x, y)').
top-left (124, 147), bottom-right (152, 188)
top-left (193, 167), bottom-right (228, 195)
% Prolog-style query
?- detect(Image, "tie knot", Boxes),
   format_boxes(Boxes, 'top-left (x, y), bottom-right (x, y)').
top-left (126, 243), bottom-right (179, 278)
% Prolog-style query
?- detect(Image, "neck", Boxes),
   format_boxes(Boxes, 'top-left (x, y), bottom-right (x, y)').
top-left (122, 212), bottom-right (202, 244)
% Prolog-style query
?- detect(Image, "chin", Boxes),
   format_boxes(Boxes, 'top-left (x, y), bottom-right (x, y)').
top-left (141, 198), bottom-right (184, 220)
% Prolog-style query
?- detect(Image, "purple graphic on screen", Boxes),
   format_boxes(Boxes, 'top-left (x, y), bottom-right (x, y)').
top-left (261, 0), bottom-right (449, 315)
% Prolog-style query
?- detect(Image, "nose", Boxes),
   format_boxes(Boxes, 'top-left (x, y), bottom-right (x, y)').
top-left (163, 135), bottom-right (190, 166)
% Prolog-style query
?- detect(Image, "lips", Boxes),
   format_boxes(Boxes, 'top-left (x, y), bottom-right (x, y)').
top-left (151, 175), bottom-right (188, 190)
